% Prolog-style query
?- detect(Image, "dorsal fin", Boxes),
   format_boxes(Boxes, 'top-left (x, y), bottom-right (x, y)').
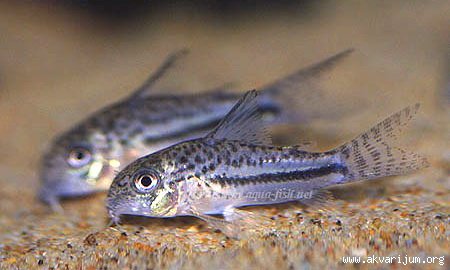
top-left (128, 49), bottom-right (189, 100)
top-left (261, 48), bottom-right (354, 95)
top-left (206, 90), bottom-right (271, 144)
top-left (259, 49), bottom-right (356, 123)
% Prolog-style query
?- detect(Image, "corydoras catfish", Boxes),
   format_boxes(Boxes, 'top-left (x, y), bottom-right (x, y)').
top-left (40, 49), bottom-right (354, 210)
top-left (106, 90), bottom-right (428, 236)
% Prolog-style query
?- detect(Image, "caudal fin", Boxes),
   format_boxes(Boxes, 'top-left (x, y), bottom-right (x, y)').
top-left (337, 104), bottom-right (428, 182)
top-left (259, 49), bottom-right (354, 123)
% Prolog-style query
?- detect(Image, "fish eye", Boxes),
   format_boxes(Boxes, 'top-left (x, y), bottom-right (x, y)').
top-left (67, 147), bottom-right (92, 168)
top-left (134, 171), bottom-right (159, 192)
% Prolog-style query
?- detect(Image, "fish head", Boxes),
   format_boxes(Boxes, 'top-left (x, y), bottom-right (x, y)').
top-left (106, 155), bottom-right (179, 223)
top-left (39, 126), bottom-right (120, 206)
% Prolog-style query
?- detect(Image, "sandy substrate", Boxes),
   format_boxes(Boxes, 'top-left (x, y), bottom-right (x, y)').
top-left (0, 1), bottom-right (449, 269)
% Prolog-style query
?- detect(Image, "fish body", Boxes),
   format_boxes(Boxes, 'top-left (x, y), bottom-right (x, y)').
top-left (39, 49), bottom-right (354, 209)
top-left (106, 90), bottom-right (428, 233)
top-left (107, 138), bottom-right (343, 218)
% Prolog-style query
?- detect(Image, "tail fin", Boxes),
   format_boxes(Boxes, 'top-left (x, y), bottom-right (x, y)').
top-left (259, 49), bottom-right (354, 123)
top-left (336, 104), bottom-right (428, 182)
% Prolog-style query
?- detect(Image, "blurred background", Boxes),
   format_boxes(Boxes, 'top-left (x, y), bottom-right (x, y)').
top-left (0, 0), bottom-right (448, 175)
top-left (0, 0), bottom-right (448, 268)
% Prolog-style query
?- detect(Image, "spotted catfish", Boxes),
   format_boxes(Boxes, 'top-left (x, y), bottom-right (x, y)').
top-left (39, 49), bottom-right (354, 210)
top-left (106, 90), bottom-right (428, 236)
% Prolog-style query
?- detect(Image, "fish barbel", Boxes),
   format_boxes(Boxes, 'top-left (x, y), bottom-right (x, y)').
top-left (39, 49), bottom-right (354, 210)
top-left (106, 90), bottom-right (428, 236)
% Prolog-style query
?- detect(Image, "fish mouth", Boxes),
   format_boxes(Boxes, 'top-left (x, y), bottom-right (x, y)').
top-left (38, 176), bottom-right (107, 210)
top-left (107, 200), bottom-right (175, 223)
top-left (107, 206), bottom-right (150, 223)
top-left (39, 158), bottom-right (117, 201)
top-left (38, 186), bottom-right (60, 207)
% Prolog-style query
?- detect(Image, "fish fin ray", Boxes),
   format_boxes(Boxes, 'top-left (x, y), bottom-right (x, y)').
top-left (260, 48), bottom-right (355, 123)
top-left (129, 48), bottom-right (189, 100)
top-left (223, 207), bottom-right (273, 228)
top-left (188, 208), bottom-right (241, 238)
top-left (222, 207), bottom-right (274, 237)
top-left (206, 90), bottom-right (272, 144)
top-left (336, 104), bottom-right (429, 182)
top-left (298, 189), bottom-right (335, 211)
